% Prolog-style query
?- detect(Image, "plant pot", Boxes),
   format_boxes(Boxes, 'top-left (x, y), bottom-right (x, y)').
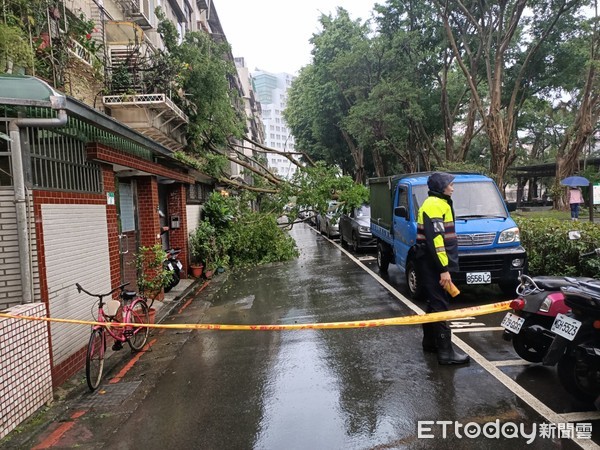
top-left (190, 264), bottom-right (204, 278)
top-left (204, 269), bottom-right (214, 279)
top-left (148, 307), bottom-right (157, 325)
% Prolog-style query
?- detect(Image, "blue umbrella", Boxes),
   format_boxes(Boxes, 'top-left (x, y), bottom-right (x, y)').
top-left (560, 176), bottom-right (590, 187)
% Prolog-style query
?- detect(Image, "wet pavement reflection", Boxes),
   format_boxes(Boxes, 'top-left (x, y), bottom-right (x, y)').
top-left (81, 224), bottom-right (598, 448)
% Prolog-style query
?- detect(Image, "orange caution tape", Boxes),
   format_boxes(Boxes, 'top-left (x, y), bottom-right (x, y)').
top-left (0, 301), bottom-right (511, 331)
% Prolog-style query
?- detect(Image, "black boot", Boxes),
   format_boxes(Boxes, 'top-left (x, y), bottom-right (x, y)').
top-left (434, 323), bottom-right (469, 365)
top-left (422, 323), bottom-right (437, 353)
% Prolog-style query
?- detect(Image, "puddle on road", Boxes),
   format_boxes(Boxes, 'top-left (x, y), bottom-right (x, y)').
top-left (255, 331), bottom-right (346, 448)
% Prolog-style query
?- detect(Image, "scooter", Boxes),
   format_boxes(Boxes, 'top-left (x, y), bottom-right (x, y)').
top-left (543, 278), bottom-right (600, 404)
top-left (501, 274), bottom-right (591, 362)
top-left (502, 229), bottom-right (600, 363)
top-left (163, 248), bottom-right (182, 293)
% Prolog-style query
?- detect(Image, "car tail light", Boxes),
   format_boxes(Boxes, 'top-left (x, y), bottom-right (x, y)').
top-left (510, 299), bottom-right (525, 311)
top-left (593, 320), bottom-right (600, 330)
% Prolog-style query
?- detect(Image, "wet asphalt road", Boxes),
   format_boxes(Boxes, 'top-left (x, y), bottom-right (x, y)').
top-left (11, 223), bottom-right (600, 449)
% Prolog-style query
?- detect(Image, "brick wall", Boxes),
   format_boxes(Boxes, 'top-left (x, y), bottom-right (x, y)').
top-left (168, 184), bottom-right (188, 277)
top-left (0, 303), bottom-right (53, 439)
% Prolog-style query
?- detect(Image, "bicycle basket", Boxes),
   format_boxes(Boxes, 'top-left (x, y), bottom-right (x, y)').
top-left (104, 299), bottom-right (121, 317)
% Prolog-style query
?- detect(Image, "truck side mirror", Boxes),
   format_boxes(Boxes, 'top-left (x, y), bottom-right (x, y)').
top-left (394, 205), bottom-right (408, 219)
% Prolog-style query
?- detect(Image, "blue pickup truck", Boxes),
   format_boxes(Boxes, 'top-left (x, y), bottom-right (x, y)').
top-left (369, 172), bottom-right (527, 298)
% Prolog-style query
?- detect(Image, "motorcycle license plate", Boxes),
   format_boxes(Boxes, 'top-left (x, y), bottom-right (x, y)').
top-left (466, 272), bottom-right (491, 284)
top-left (167, 262), bottom-right (173, 270)
top-left (176, 261), bottom-right (183, 270)
top-left (501, 312), bottom-right (525, 334)
top-left (551, 313), bottom-right (581, 341)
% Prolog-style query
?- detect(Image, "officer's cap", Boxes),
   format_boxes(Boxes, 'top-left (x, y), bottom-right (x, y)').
top-left (427, 172), bottom-right (455, 193)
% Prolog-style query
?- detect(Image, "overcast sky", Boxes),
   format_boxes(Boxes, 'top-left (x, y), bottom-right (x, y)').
top-left (215, 1), bottom-right (377, 75)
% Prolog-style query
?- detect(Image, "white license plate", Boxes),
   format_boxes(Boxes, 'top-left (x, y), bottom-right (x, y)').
top-left (551, 313), bottom-right (581, 341)
top-left (176, 261), bottom-right (183, 270)
top-left (501, 312), bottom-right (525, 334)
top-left (466, 271), bottom-right (491, 284)
top-left (167, 262), bottom-right (173, 270)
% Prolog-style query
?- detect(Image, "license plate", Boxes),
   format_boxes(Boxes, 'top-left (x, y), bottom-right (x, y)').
top-left (501, 312), bottom-right (525, 334)
top-left (466, 271), bottom-right (491, 284)
top-left (176, 261), bottom-right (182, 270)
top-left (167, 262), bottom-right (173, 270)
top-left (551, 313), bottom-right (581, 341)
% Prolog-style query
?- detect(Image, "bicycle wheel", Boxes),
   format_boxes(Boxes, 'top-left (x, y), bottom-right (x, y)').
top-left (86, 328), bottom-right (105, 391)
top-left (127, 300), bottom-right (149, 352)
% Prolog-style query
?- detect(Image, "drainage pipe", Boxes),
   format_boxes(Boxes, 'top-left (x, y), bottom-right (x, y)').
top-left (8, 98), bottom-right (67, 303)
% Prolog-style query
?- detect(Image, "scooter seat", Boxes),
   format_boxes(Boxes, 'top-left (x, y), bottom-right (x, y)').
top-left (532, 276), bottom-right (596, 291)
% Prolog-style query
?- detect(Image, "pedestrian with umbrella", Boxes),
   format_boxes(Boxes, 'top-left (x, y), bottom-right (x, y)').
top-left (560, 176), bottom-right (589, 221)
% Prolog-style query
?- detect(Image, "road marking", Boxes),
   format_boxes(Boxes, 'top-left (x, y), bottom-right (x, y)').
top-left (329, 231), bottom-right (600, 449)
top-left (492, 359), bottom-right (532, 367)
top-left (452, 326), bottom-right (505, 333)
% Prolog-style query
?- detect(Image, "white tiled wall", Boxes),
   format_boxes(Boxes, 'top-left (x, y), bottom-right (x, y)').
top-left (0, 303), bottom-right (53, 439)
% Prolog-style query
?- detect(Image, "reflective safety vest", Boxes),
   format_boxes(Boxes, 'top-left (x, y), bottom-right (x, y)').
top-left (416, 193), bottom-right (459, 273)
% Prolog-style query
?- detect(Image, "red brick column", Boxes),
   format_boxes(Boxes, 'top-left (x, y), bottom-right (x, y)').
top-left (168, 184), bottom-right (188, 277)
top-left (102, 165), bottom-right (121, 289)
top-left (137, 176), bottom-right (161, 247)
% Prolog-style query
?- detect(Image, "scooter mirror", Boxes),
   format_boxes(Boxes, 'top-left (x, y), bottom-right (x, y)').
top-left (568, 230), bottom-right (581, 240)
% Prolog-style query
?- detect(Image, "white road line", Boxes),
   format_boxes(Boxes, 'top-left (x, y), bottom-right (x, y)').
top-left (492, 359), bottom-right (533, 367)
top-left (326, 233), bottom-right (600, 449)
top-left (453, 326), bottom-right (505, 333)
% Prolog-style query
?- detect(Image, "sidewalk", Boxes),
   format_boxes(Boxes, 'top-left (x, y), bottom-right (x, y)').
top-left (0, 273), bottom-right (227, 449)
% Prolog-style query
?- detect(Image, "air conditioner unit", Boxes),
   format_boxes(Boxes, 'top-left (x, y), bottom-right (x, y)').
top-left (129, 0), bottom-right (154, 29)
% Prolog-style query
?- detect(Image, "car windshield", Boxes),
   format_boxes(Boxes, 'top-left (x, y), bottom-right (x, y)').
top-left (356, 205), bottom-right (371, 217)
top-left (413, 182), bottom-right (507, 219)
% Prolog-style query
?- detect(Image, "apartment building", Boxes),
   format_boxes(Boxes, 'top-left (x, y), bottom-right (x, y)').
top-left (252, 70), bottom-right (297, 179)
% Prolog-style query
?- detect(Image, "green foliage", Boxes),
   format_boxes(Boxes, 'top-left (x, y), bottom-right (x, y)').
top-left (133, 244), bottom-right (173, 306)
top-left (203, 191), bottom-right (234, 229)
top-left (188, 220), bottom-right (217, 266)
top-left (188, 199), bottom-right (298, 271)
top-left (0, 23), bottom-right (34, 72)
top-left (516, 217), bottom-right (600, 277)
top-left (292, 162), bottom-right (368, 213)
top-left (224, 212), bottom-right (299, 267)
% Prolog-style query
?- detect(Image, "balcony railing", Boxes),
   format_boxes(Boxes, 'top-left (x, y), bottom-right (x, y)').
top-left (102, 94), bottom-right (188, 123)
top-left (102, 93), bottom-right (189, 151)
top-left (67, 38), bottom-right (99, 67)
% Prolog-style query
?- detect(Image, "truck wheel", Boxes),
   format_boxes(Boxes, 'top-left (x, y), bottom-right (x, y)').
top-left (406, 260), bottom-right (423, 300)
top-left (377, 243), bottom-right (390, 273)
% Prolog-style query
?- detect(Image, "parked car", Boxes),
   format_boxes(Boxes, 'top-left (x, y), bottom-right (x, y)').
top-left (317, 201), bottom-right (341, 238)
top-left (339, 204), bottom-right (376, 252)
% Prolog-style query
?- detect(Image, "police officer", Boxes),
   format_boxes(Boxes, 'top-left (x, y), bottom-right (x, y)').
top-left (417, 172), bottom-right (469, 365)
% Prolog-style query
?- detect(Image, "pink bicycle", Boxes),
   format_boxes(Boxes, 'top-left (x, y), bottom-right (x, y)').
top-left (76, 282), bottom-right (150, 391)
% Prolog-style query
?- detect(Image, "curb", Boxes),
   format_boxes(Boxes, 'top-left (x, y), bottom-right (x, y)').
top-left (0, 272), bottom-right (229, 449)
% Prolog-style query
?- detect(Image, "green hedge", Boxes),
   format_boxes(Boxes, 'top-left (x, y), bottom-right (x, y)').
top-left (515, 217), bottom-right (600, 277)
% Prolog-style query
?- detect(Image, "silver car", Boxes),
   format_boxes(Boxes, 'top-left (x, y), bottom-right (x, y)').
top-left (317, 201), bottom-right (340, 238)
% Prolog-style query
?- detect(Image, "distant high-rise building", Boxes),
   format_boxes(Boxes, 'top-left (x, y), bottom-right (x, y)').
top-left (251, 70), bottom-right (297, 179)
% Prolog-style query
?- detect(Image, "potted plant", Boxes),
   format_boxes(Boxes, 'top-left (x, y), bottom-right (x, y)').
top-left (133, 244), bottom-right (174, 321)
top-left (189, 220), bottom-right (217, 277)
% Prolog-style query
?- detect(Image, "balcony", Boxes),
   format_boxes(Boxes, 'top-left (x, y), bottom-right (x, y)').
top-left (102, 94), bottom-right (189, 151)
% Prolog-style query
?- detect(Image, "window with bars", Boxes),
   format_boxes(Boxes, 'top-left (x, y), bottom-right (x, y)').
top-left (0, 122), bottom-right (12, 186)
top-left (187, 182), bottom-right (211, 203)
top-left (27, 128), bottom-right (103, 193)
